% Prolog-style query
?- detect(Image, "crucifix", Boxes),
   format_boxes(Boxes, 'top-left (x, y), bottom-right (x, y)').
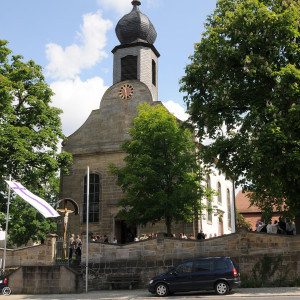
top-left (57, 201), bottom-right (74, 259)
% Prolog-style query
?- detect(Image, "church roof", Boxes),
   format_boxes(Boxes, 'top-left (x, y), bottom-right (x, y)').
top-left (115, 0), bottom-right (157, 45)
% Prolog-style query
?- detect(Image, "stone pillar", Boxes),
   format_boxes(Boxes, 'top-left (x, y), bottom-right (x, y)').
top-left (46, 234), bottom-right (58, 264)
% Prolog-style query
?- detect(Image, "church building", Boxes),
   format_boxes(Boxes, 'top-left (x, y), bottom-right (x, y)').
top-left (58, 1), bottom-right (236, 243)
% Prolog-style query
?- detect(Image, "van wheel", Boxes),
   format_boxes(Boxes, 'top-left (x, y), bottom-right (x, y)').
top-left (2, 287), bottom-right (11, 295)
top-left (215, 281), bottom-right (229, 295)
top-left (155, 283), bottom-right (169, 297)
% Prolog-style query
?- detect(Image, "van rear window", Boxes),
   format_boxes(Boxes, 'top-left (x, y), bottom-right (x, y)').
top-left (215, 260), bottom-right (229, 270)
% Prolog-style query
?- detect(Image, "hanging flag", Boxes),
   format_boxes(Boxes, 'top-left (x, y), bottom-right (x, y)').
top-left (5, 181), bottom-right (60, 218)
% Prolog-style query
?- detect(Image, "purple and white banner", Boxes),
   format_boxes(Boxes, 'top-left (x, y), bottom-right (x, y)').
top-left (5, 181), bottom-right (60, 218)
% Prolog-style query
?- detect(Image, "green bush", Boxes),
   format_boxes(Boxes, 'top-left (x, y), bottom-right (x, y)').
top-left (241, 254), bottom-right (293, 288)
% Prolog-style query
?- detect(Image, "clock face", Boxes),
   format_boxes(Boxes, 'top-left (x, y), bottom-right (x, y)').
top-left (119, 84), bottom-right (134, 100)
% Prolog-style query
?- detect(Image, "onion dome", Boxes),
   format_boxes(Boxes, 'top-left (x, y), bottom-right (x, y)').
top-left (115, 0), bottom-right (157, 45)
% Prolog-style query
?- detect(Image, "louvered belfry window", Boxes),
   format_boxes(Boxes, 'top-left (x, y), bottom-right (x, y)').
top-left (121, 55), bottom-right (137, 81)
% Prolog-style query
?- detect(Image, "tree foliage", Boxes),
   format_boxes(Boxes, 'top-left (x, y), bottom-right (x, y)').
top-left (0, 40), bottom-right (72, 246)
top-left (180, 0), bottom-right (300, 221)
top-left (110, 103), bottom-right (211, 235)
top-left (235, 209), bottom-right (252, 231)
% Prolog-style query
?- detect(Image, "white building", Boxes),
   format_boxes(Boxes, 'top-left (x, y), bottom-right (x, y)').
top-left (200, 167), bottom-right (236, 238)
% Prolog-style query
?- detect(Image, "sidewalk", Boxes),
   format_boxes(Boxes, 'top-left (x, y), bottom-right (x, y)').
top-left (0, 287), bottom-right (300, 299)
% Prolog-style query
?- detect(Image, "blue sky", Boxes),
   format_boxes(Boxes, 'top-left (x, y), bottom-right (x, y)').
top-left (0, 0), bottom-right (217, 136)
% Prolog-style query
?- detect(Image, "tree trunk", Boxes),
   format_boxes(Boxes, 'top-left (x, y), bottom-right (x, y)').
top-left (165, 216), bottom-right (172, 237)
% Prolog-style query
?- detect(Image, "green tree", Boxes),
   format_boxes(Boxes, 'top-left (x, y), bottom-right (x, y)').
top-left (235, 209), bottom-right (252, 231)
top-left (180, 0), bottom-right (300, 229)
top-left (0, 40), bottom-right (72, 246)
top-left (110, 103), bottom-right (211, 236)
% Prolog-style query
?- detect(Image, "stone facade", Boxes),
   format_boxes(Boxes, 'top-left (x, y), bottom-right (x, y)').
top-left (8, 266), bottom-right (82, 294)
top-left (80, 231), bottom-right (300, 289)
top-left (59, 80), bottom-right (157, 241)
top-left (0, 234), bottom-right (56, 268)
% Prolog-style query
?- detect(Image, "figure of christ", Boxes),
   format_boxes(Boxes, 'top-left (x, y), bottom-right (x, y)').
top-left (57, 208), bottom-right (74, 233)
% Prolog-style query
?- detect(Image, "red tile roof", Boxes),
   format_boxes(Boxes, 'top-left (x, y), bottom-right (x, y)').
top-left (235, 191), bottom-right (261, 213)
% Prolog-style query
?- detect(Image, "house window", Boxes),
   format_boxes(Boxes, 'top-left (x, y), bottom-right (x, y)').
top-left (121, 55), bottom-right (137, 81)
top-left (217, 182), bottom-right (222, 204)
top-left (83, 174), bottom-right (100, 223)
top-left (152, 59), bottom-right (156, 86)
top-left (227, 188), bottom-right (231, 228)
top-left (206, 175), bottom-right (212, 223)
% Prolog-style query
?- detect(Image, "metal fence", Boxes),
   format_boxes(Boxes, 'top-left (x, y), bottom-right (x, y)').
top-left (55, 237), bottom-right (70, 266)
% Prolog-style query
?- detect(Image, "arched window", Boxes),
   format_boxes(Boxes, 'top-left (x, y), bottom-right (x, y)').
top-left (152, 59), bottom-right (156, 86)
top-left (227, 188), bottom-right (231, 228)
top-left (83, 174), bottom-right (100, 223)
top-left (121, 55), bottom-right (137, 81)
top-left (217, 182), bottom-right (222, 204)
top-left (206, 175), bottom-right (212, 223)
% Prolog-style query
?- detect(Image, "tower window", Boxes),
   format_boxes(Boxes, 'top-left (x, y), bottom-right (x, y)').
top-left (83, 174), bottom-right (100, 223)
top-left (121, 55), bottom-right (137, 81)
top-left (152, 59), bottom-right (156, 86)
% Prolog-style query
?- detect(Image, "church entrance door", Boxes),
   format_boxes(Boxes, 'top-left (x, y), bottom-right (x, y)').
top-left (114, 219), bottom-right (137, 244)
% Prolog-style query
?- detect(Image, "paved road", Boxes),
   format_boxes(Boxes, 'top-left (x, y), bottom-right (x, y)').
top-left (0, 288), bottom-right (300, 299)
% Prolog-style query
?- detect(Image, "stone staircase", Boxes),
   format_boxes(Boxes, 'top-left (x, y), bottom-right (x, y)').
top-left (68, 259), bottom-right (83, 274)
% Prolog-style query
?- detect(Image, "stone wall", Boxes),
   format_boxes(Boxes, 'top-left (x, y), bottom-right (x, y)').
top-left (1, 231), bottom-right (299, 292)
top-left (81, 231), bottom-right (300, 289)
top-left (0, 234), bottom-right (56, 268)
top-left (8, 266), bottom-right (82, 294)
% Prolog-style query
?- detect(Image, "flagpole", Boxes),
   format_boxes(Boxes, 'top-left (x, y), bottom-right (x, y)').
top-left (86, 166), bottom-right (90, 293)
top-left (3, 175), bottom-right (11, 272)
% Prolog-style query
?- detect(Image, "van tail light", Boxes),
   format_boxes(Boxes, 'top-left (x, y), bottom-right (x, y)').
top-left (233, 268), bottom-right (238, 277)
top-left (4, 278), bottom-right (7, 284)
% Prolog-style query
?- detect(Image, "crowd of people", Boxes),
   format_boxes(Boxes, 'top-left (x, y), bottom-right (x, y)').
top-left (91, 235), bottom-right (109, 243)
top-left (131, 231), bottom-right (208, 242)
top-left (256, 218), bottom-right (296, 235)
top-left (88, 231), bottom-right (209, 244)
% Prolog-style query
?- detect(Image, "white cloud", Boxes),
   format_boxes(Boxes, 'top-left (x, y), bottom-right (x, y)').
top-left (50, 76), bottom-right (108, 136)
top-left (46, 11), bottom-right (113, 80)
top-left (96, 0), bottom-right (158, 15)
top-left (162, 100), bottom-right (189, 121)
top-left (97, 0), bottom-right (132, 15)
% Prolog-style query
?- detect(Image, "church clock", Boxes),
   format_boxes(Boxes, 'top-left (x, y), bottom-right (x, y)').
top-left (119, 84), bottom-right (134, 100)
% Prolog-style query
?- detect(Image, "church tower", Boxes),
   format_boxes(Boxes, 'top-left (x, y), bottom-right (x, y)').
top-left (112, 0), bottom-right (159, 101)
top-left (58, 1), bottom-right (236, 242)
top-left (58, 1), bottom-right (161, 243)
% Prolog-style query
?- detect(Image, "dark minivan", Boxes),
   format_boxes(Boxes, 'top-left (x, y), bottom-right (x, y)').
top-left (148, 257), bottom-right (241, 297)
